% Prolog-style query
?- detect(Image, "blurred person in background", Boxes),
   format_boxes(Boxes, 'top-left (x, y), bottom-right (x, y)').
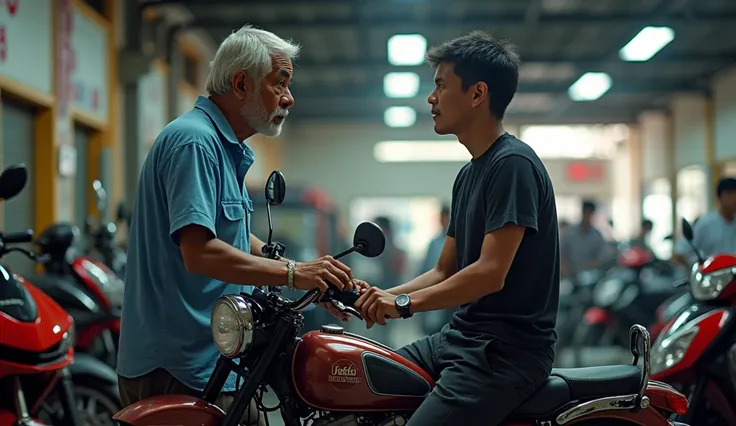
top-left (116, 25), bottom-right (355, 424)
top-left (373, 216), bottom-right (408, 289)
top-left (364, 216), bottom-right (407, 345)
top-left (673, 177), bottom-right (736, 266)
top-left (355, 31), bottom-right (559, 425)
top-left (418, 204), bottom-right (453, 335)
top-left (419, 204), bottom-right (451, 274)
top-left (630, 219), bottom-right (654, 250)
top-left (560, 200), bottom-right (609, 278)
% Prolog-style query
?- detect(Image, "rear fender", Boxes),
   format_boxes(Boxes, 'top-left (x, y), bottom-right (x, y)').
top-left (583, 307), bottom-right (615, 326)
top-left (113, 395), bottom-right (224, 426)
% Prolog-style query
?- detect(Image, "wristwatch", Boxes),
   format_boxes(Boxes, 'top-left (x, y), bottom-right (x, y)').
top-left (395, 294), bottom-right (413, 319)
top-left (286, 260), bottom-right (296, 290)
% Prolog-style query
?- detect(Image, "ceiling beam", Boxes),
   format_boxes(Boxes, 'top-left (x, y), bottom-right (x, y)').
top-left (187, 13), bottom-right (736, 32)
top-left (289, 55), bottom-right (736, 75)
top-left (289, 81), bottom-right (703, 100)
top-left (288, 108), bottom-right (640, 125)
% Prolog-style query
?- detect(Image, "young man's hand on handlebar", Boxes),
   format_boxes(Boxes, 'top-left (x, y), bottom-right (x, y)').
top-left (320, 279), bottom-right (370, 321)
top-left (294, 255), bottom-right (354, 292)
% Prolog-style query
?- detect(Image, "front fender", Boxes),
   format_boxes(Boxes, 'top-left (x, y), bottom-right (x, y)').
top-left (69, 352), bottom-right (118, 384)
top-left (0, 410), bottom-right (48, 425)
top-left (113, 395), bottom-right (224, 426)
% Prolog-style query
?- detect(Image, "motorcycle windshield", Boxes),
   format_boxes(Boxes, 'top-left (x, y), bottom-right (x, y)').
top-left (0, 264), bottom-right (38, 322)
top-left (660, 302), bottom-right (721, 340)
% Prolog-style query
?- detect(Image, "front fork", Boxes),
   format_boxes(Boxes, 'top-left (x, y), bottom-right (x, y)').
top-left (57, 367), bottom-right (83, 426)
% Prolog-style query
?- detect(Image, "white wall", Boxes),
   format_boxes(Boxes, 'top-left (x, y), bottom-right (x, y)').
top-left (713, 67), bottom-right (736, 162)
top-left (282, 123), bottom-right (613, 217)
top-left (638, 111), bottom-right (672, 184)
top-left (671, 93), bottom-right (709, 168)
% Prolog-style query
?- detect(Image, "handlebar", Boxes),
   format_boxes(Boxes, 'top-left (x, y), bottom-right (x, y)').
top-left (284, 283), bottom-right (364, 320)
top-left (0, 229), bottom-right (47, 262)
top-left (2, 229), bottom-right (33, 244)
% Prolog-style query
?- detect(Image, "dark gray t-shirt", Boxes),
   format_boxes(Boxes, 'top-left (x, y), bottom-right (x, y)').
top-left (449, 133), bottom-right (560, 350)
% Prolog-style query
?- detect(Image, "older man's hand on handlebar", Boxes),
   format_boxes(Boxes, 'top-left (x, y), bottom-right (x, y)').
top-left (355, 286), bottom-right (399, 328)
top-left (294, 255), bottom-right (354, 292)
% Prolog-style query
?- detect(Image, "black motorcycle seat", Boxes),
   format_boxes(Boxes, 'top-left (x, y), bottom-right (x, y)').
top-left (513, 365), bottom-right (642, 417)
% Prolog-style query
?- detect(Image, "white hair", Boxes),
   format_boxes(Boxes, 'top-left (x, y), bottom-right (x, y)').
top-left (205, 25), bottom-right (301, 96)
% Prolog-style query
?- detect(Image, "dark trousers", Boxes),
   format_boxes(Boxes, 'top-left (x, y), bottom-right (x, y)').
top-left (396, 325), bottom-right (553, 426)
top-left (118, 368), bottom-right (265, 426)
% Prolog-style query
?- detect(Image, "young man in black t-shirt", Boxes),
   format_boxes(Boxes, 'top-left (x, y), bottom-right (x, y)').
top-left (355, 31), bottom-right (560, 425)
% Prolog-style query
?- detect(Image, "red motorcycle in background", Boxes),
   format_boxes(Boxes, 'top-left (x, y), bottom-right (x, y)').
top-left (31, 221), bottom-right (123, 367)
top-left (650, 218), bottom-right (736, 425)
top-left (114, 171), bottom-right (691, 426)
top-left (0, 163), bottom-right (81, 426)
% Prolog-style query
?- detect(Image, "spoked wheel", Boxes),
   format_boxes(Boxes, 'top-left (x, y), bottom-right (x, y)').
top-left (39, 376), bottom-right (120, 426)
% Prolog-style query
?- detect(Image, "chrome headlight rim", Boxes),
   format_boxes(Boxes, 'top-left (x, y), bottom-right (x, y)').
top-left (210, 295), bottom-right (255, 358)
top-left (691, 267), bottom-right (735, 301)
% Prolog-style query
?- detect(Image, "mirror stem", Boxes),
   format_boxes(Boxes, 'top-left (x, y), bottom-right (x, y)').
top-left (266, 203), bottom-right (274, 245)
top-left (334, 244), bottom-right (363, 261)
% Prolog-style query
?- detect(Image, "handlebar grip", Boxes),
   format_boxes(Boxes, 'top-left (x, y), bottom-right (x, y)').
top-left (336, 288), bottom-right (361, 306)
top-left (3, 229), bottom-right (33, 244)
top-left (321, 284), bottom-right (361, 307)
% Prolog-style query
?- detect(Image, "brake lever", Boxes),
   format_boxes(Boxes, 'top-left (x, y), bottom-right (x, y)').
top-left (330, 299), bottom-right (363, 321)
top-left (4, 246), bottom-right (46, 262)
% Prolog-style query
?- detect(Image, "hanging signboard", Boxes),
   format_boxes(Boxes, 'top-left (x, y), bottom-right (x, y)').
top-left (0, 0), bottom-right (53, 94)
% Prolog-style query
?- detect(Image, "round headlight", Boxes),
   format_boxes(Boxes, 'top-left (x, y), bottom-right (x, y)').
top-left (210, 295), bottom-right (255, 358)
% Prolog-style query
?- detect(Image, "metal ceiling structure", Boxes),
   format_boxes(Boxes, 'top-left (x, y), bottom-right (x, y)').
top-left (143, 0), bottom-right (736, 124)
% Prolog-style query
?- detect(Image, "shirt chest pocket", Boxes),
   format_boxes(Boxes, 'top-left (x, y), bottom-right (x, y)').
top-left (217, 199), bottom-right (253, 250)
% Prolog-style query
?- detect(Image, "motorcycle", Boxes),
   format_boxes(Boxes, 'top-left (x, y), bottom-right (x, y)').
top-left (650, 217), bottom-right (736, 425)
top-left (84, 180), bottom-right (127, 279)
top-left (29, 220), bottom-right (123, 369)
top-left (114, 170), bottom-right (690, 426)
top-left (0, 163), bottom-right (82, 426)
top-left (573, 245), bottom-right (682, 356)
top-left (27, 180), bottom-right (124, 369)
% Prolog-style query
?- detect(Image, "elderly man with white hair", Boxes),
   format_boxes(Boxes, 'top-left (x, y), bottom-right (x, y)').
top-left (116, 25), bottom-right (355, 424)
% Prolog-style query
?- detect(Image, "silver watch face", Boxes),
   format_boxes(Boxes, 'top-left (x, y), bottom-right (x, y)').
top-left (396, 294), bottom-right (410, 307)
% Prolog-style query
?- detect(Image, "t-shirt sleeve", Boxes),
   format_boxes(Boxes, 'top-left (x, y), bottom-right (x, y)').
top-left (446, 166), bottom-right (466, 238)
top-left (160, 142), bottom-right (220, 245)
top-left (483, 155), bottom-right (540, 235)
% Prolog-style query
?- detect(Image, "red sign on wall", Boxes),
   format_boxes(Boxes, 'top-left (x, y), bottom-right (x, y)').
top-left (566, 161), bottom-right (606, 182)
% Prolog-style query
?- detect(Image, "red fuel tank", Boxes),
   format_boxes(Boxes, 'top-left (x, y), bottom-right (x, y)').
top-left (292, 326), bottom-right (434, 412)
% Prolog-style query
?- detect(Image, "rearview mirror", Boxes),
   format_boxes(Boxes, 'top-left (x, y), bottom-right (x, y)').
top-left (681, 218), bottom-right (693, 241)
top-left (353, 222), bottom-right (385, 258)
top-left (265, 171), bottom-right (286, 207)
top-left (0, 164), bottom-right (28, 201)
top-left (92, 179), bottom-right (107, 212)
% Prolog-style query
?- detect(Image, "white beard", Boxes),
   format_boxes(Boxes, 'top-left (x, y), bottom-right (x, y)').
top-left (240, 90), bottom-right (287, 138)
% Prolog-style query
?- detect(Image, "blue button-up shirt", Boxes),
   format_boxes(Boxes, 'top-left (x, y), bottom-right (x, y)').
top-left (117, 96), bottom-right (255, 391)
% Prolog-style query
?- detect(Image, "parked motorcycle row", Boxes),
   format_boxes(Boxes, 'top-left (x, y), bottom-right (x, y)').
top-left (4, 162), bottom-right (725, 425)
top-left (0, 164), bottom-right (125, 426)
top-left (556, 218), bottom-right (736, 425)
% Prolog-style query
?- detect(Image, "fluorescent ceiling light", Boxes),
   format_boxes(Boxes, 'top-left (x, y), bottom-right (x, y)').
top-left (568, 72), bottom-right (612, 101)
top-left (619, 26), bottom-right (675, 62)
top-left (387, 34), bottom-right (427, 66)
top-left (374, 141), bottom-right (471, 162)
top-left (383, 72), bottom-right (421, 98)
top-left (384, 107), bottom-right (417, 128)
